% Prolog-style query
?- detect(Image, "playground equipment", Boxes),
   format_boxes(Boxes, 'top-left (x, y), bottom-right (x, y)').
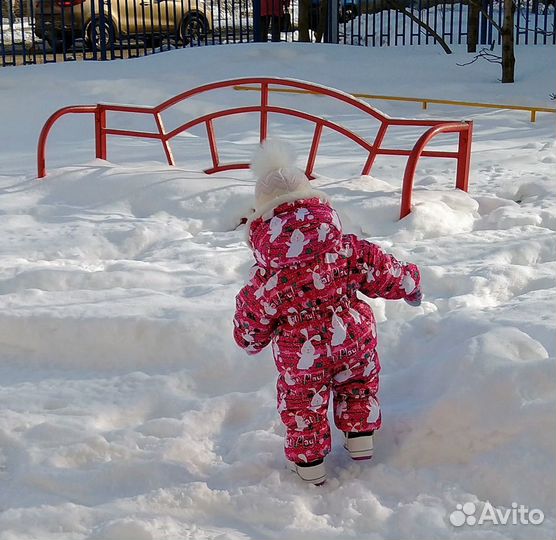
top-left (37, 77), bottom-right (473, 219)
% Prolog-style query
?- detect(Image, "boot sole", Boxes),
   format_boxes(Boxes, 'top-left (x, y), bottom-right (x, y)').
top-left (344, 433), bottom-right (374, 461)
top-left (288, 461), bottom-right (327, 486)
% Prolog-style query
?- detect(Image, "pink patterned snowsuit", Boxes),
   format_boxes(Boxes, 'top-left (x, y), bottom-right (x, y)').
top-left (233, 197), bottom-right (420, 464)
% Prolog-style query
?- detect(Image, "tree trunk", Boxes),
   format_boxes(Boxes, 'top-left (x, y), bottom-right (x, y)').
top-left (501, 0), bottom-right (515, 83)
top-left (298, 0), bottom-right (311, 42)
top-left (467, 1), bottom-right (480, 53)
top-left (315, 0), bottom-right (328, 42)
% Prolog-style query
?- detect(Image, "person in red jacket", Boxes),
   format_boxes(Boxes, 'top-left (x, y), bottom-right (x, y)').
top-left (233, 140), bottom-right (422, 486)
top-left (260, 0), bottom-right (289, 42)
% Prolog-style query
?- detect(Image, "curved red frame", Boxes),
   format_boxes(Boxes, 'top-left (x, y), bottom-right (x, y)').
top-left (37, 77), bottom-right (473, 219)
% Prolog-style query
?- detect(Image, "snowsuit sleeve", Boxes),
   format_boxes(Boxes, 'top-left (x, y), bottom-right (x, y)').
top-left (347, 235), bottom-right (421, 300)
top-left (233, 267), bottom-right (276, 355)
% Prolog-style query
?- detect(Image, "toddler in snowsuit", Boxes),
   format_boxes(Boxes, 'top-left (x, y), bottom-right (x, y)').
top-left (233, 141), bottom-right (422, 485)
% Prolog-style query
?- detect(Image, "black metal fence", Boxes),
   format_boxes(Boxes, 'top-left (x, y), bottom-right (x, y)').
top-left (335, 0), bottom-right (555, 46)
top-left (1, 0), bottom-right (554, 66)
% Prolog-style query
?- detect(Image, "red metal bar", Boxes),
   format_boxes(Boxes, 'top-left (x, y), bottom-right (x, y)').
top-left (155, 78), bottom-right (389, 122)
top-left (400, 122), bottom-right (472, 219)
top-left (155, 113), bottom-right (174, 166)
top-left (456, 121), bottom-right (473, 191)
top-left (306, 122), bottom-right (323, 178)
top-left (164, 106), bottom-right (375, 154)
top-left (260, 82), bottom-right (269, 143)
top-left (103, 128), bottom-right (163, 139)
top-left (98, 104), bottom-right (154, 114)
top-left (204, 163), bottom-right (249, 174)
top-left (37, 105), bottom-right (99, 179)
top-left (165, 106), bottom-right (261, 140)
top-left (96, 106), bottom-right (107, 160)
top-left (377, 148), bottom-right (460, 158)
top-left (387, 118), bottom-right (457, 127)
top-left (267, 107), bottom-right (374, 153)
top-left (206, 119), bottom-right (220, 170)
top-left (362, 123), bottom-right (388, 175)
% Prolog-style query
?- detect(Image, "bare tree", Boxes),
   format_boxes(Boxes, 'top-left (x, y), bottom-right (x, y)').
top-left (467, 0), bottom-right (480, 52)
top-left (314, 0), bottom-right (328, 42)
top-left (295, 0), bottom-right (520, 77)
top-left (384, 0), bottom-right (452, 54)
top-left (501, 0), bottom-right (516, 82)
top-left (459, 0), bottom-right (516, 83)
top-left (457, 46), bottom-right (502, 67)
top-left (298, 0), bottom-right (311, 41)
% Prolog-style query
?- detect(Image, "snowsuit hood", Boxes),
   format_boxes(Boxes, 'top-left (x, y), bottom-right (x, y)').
top-left (248, 196), bottom-right (343, 269)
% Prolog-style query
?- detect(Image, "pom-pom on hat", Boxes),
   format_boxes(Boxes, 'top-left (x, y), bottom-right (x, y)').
top-left (252, 139), bottom-right (312, 209)
top-left (246, 139), bottom-right (332, 247)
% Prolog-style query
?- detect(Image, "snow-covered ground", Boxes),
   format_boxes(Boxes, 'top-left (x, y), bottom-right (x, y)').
top-left (0, 43), bottom-right (555, 539)
top-left (1, 17), bottom-right (33, 45)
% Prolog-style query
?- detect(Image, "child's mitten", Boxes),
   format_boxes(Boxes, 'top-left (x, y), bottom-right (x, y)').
top-left (404, 288), bottom-right (422, 307)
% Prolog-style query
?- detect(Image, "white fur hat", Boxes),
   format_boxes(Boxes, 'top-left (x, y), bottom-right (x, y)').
top-left (251, 140), bottom-right (312, 209)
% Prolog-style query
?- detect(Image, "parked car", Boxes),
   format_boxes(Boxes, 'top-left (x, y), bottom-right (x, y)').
top-left (33, 0), bottom-right (212, 50)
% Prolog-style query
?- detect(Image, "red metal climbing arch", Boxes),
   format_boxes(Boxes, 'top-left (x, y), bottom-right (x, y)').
top-left (37, 77), bottom-right (472, 219)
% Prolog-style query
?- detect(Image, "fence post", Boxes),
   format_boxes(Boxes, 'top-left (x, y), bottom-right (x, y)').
top-left (479, 0), bottom-right (489, 44)
top-left (99, 1), bottom-right (107, 61)
top-left (327, 0), bottom-right (339, 43)
top-left (456, 121), bottom-right (472, 192)
top-left (95, 105), bottom-right (107, 160)
top-left (253, 0), bottom-right (262, 41)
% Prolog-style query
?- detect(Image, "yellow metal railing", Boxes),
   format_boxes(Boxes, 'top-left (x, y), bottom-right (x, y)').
top-left (233, 85), bottom-right (556, 123)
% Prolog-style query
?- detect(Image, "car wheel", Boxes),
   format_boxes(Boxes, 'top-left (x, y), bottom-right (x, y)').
top-left (179, 13), bottom-right (208, 45)
top-left (340, 4), bottom-right (358, 23)
top-left (85, 17), bottom-right (115, 51)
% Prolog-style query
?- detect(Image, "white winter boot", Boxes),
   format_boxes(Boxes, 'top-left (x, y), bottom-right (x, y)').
top-left (289, 459), bottom-right (327, 486)
top-left (344, 431), bottom-right (374, 460)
